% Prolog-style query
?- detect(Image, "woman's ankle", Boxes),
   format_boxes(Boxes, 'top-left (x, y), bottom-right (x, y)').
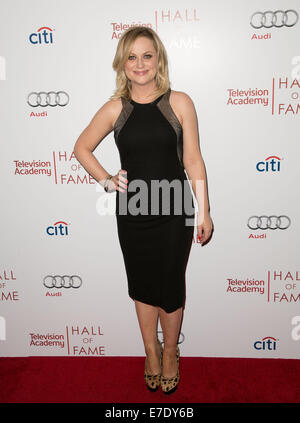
top-left (162, 345), bottom-right (177, 354)
top-left (145, 342), bottom-right (160, 355)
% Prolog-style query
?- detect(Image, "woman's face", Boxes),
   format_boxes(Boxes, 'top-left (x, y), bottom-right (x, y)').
top-left (124, 36), bottom-right (158, 88)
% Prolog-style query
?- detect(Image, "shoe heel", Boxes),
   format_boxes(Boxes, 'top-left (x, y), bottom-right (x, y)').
top-left (161, 345), bottom-right (180, 394)
top-left (144, 338), bottom-right (163, 391)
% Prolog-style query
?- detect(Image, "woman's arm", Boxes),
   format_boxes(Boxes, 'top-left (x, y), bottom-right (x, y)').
top-left (73, 100), bottom-right (127, 192)
top-left (174, 91), bottom-right (213, 244)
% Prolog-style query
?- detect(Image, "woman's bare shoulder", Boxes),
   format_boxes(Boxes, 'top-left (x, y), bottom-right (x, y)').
top-left (95, 97), bottom-right (123, 129)
top-left (169, 90), bottom-right (195, 125)
top-left (170, 89), bottom-right (194, 107)
top-left (105, 97), bottom-right (123, 111)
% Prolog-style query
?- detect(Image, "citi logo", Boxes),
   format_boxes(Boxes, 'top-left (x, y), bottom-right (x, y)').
top-left (46, 221), bottom-right (69, 236)
top-left (256, 155), bottom-right (282, 172)
top-left (254, 336), bottom-right (278, 350)
top-left (29, 27), bottom-right (54, 44)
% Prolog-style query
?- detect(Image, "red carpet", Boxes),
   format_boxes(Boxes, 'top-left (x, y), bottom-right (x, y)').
top-left (0, 356), bottom-right (300, 403)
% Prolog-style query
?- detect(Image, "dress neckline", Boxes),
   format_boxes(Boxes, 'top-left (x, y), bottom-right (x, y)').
top-left (129, 90), bottom-right (167, 106)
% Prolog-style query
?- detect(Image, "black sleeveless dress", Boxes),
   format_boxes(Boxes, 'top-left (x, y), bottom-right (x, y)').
top-left (113, 87), bottom-right (195, 313)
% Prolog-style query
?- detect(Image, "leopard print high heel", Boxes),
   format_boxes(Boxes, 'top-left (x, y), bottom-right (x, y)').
top-left (161, 345), bottom-right (180, 394)
top-left (144, 339), bottom-right (163, 391)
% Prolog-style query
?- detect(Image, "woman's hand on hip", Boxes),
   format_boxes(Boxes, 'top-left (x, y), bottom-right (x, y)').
top-left (110, 169), bottom-right (128, 193)
top-left (197, 212), bottom-right (213, 245)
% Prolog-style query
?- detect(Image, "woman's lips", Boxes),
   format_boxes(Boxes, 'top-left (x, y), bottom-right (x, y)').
top-left (134, 70), bottom-right (148, 76)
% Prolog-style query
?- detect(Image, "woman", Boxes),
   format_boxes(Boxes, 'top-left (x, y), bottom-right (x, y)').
top-left (74, 26), bottom-right (213, 394)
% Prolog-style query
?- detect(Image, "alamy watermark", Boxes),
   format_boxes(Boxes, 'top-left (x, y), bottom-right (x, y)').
top-left (291, 55), bottom-right (300, 82)
top-left (96, 177), bottom-right (204, 226)
top-left (291, 316), bottom-right (300, 341)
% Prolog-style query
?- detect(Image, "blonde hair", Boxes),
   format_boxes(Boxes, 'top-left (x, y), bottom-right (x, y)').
top-left (110, 26), bottom-right (170, 101)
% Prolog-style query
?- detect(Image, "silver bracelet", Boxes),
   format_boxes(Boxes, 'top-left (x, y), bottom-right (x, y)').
top-left (104, 174), bottom-right (113, 192)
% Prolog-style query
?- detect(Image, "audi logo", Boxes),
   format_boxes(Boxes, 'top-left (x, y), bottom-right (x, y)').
top-left (250, 10), bottom-right (299, 28)
top-left (43, 275), bottom-right (82, 288)
top-left (27, 91), bottom-right (69, 107)
top-left (247, 215), bottom-right (291, 230)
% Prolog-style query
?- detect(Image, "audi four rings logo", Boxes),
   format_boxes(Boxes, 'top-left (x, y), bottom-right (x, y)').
top-left (247, 216), bottom-right (291, 230)
top-left (43, 275), bottom-right (82, 288)
top-left (27, 91), bottom-right (69, 107)
top-left (250, 10), bottom-right (299, 28)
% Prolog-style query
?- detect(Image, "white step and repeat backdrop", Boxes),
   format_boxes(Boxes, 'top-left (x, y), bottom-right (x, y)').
top-left (1, 0), bottom-right (300, 358)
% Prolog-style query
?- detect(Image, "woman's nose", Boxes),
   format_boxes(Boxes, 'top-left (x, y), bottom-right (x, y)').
top-left (136, 58), bottom-right (145, 68)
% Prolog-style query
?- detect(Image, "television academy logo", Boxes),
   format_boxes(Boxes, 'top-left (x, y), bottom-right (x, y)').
top-left (226, 270), bottom-right (300, 304)
top-left (29, 27), bottom-right (55, 44)
top-left (227, 77), bottom-right (300, 116)
top-left (29, 332), bottom-right (65, 348)
top-left (254, 336), bottom-right (278, 350)
top-left (111, 8), bottom-right (201, 45)
top-left (46, 221), bottom-right (69, 236)
top-left (256, 156), bottom-right (282, 172)
top-left (14, 159), bottom-right (51, 176)
top-left (111, 22), bottom-right (153, 40)
top-left (29, 326), bottom-right (105, 355)
top-left (13, 151), bottom-right (96, 185)
top-left (226, 278), bottom-right (265, 295)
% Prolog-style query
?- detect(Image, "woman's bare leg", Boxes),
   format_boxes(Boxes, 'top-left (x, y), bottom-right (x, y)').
top-left (159, 306), bottom-right (183, 378)
top-left (134, 300), bottom-right (161, 374)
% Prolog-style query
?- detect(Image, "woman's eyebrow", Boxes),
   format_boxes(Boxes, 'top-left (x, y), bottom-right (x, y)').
top-left (129, 50), bottom-right (154, 54)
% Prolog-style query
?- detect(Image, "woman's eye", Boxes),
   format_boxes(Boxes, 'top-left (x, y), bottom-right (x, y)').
top-left (128, 54), bottom-right (152, 60)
